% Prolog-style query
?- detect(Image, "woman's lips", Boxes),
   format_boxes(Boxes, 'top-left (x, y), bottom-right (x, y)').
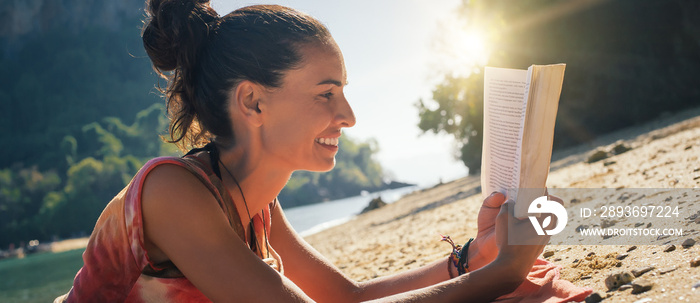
top-left (314, 137), bottom-right (339, 146)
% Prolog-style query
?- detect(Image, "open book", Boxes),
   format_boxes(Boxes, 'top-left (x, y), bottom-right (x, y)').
top-left (480, 64), bottom-right (566, 218)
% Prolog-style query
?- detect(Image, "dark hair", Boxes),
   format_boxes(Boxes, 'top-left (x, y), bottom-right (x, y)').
top-left (142, 0), bottom-right (331, 150)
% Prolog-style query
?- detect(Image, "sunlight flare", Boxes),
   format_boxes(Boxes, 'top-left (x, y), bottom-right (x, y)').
top-left (433, 21), bottom-right (491, 78)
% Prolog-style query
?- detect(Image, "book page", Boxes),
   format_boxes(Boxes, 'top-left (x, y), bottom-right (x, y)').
top-left (516, 64), bottom-right (566, 217)
top-left (481, 67), bottom-right (528, 202)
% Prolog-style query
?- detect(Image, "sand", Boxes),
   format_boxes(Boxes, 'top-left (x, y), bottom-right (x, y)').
top-left (50, 238), bottom-right (89, 253)
top-left (305, 107), bottom-right (700, 302)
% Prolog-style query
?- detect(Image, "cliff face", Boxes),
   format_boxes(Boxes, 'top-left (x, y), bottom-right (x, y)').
top-left (0, 0), bottom-right (144, 38)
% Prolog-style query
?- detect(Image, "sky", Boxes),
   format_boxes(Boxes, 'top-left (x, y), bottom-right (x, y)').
top-left (211, 0), bottom-right (469, 187)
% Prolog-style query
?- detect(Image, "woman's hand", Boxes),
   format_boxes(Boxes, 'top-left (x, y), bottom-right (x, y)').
top-left (466, 192), bottom-right (507, 271)
top-left (468, 191), bottom-right (562, 272)
top-left (492, 199), bottom-right (551, 278)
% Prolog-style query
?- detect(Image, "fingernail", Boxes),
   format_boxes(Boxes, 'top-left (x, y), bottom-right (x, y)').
top-left (489, 191), bottom-right (499, 197)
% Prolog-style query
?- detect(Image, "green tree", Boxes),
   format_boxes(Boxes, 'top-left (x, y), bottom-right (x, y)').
top-left (0, 166), bottom-right (61, 247)
top-left (418, 0), bottom-right (700, 173)
top-left (417, 74), bottom-right (484, 173)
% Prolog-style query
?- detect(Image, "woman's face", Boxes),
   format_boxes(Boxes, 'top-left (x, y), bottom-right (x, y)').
top-left (259, 41), bottom-right (356, 172)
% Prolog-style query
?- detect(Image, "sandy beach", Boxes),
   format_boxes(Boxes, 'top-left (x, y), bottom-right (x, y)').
top-left (305, 107), bottom-right (700, 302)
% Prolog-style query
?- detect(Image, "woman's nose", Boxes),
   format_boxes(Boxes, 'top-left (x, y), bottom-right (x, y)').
top-left (335, 93), bottom-right (356, 128)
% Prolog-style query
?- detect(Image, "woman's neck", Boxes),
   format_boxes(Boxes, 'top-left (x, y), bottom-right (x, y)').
top-left (216, 143), bottom-right (292, 227)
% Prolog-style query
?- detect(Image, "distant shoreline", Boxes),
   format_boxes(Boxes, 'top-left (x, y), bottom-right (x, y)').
top-left (1, 186), bottom-right (420, 261)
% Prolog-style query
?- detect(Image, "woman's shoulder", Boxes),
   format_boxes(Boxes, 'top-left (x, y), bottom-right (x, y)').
top-left (136, 156), bottom-right (211, 185)
top-left (139, 156), bottom-right (212, 197)
top-left (141, 156), bottom-right (195, 173)
top-left (133, 156), bottom-right (222, 221)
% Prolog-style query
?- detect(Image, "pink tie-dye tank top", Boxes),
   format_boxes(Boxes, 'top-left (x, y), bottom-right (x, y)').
top-left (55, 155), bottom-right (283, 302)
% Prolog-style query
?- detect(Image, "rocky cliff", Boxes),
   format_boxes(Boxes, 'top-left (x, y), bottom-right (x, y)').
top-left (0, 0), bottom-right (144, 38)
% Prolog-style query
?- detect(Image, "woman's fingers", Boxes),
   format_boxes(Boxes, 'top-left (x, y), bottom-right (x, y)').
top-left (470, 193), bottom-right (508, 271)
top-left (483, 191), bottom-right (507, 209)
top-left (493, 199), bottom-right (552, 277)
top-left (498, 198), bottom-right (511, 216)
top-left (497, 199), bottom-right (552, 247)
top-left (476, 192), bottom-right (506, 234)
top-left (495, 199), bottom-right (513, 240)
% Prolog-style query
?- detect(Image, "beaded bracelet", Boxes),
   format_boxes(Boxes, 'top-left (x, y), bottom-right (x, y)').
top-left (440, 235), bottom-right (474, 278)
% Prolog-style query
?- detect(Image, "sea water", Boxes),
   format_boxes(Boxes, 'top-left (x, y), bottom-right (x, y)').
top-left (284, 186), bottom-right (419, 236)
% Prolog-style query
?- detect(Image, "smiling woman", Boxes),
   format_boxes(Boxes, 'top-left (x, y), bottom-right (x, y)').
top-left (254, 43), bottom-right (355, 172)
top-left (53, 1), bottom-right (585, 302)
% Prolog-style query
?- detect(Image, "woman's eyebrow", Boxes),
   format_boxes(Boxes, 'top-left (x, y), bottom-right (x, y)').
top-left (317, 79), bottom-right (348, 86)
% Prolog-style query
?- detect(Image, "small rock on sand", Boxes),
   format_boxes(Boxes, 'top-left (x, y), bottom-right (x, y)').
top-left (586, 149), bottom-right (610, 163)
top-left (627, 245), bottom-right (637, 252)
top-left (618, 284), bottom-right (632, 291)
top-left (630, 279), bottom-right (654, 294)
top-left (361, 197), bottom-right (387, 214)
top-left (616, 253), bottom-right (628, 260)
top-left (664, 244), bottom-right (676, 252)
top-left (584, 292), bottom-right (603, 303)
top-left (690, 256), bottom-right (700, 267)
top-left (659, 266), bottom-right (677, 274)
top-left (631, 266), bottom-right (655, 277)
top-left (612, 141), bottom-right (632, 155)
top-left (543, 250), bottom-right (555, 258)
top-left (601, 219), bottom-right (617, 228)
top-left (682, 238), bottom-right (696, 248)
top-left (605, 271), bottom-right (635, 290)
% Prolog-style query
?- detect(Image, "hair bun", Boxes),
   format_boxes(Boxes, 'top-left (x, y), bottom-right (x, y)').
top-left (142, 0), bottom-right (219, 72)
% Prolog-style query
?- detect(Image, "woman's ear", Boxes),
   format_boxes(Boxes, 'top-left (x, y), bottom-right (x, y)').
top-left (230, 80), bottom-right (264, 127)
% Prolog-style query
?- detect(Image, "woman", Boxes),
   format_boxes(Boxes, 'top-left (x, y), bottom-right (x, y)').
top-left (56, 1), bottom-right (586, 302)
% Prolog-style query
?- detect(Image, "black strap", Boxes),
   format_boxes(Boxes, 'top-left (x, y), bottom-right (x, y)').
top-left (142, 260), bottom-right (184, 278)
top-left (184, 142), bottom-right (222, 180)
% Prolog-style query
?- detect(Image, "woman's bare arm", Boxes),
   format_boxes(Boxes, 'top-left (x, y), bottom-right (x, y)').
top-left (142, 164), bottom-right (314, 302)
top-left (363, 260), bottom-right (523, 303)
top-left (269, 195), bottom-right (537, 303)
top-left (364, 198), bottom-right (547, 303)
top-left (270, 203), bottom-right (456, 303)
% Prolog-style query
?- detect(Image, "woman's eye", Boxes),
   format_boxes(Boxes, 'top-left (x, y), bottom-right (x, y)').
top-left (321, 92), bottom-right (333, 99)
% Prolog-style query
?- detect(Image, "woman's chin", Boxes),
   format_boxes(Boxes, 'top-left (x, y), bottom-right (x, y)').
top-left (303, 159), bottom-right (336, 172)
